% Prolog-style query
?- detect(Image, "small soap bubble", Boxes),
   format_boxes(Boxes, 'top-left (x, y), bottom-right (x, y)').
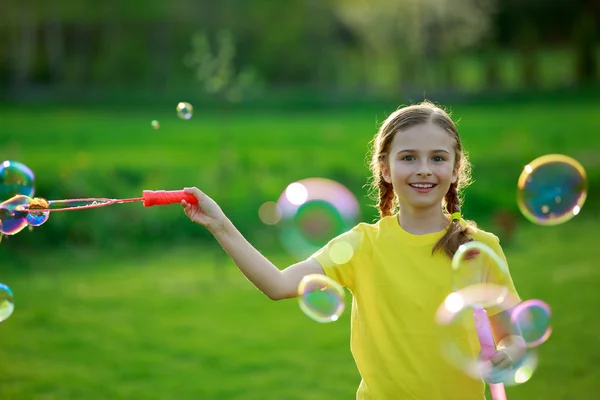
top-left (298, 274), bottom-right (345, 323)
top-left (0, 160), bottom-right (35, 199)
top-left (517, 154), bottom-right (587, 225)
top-left (511, 299), bottom-right (552, 348)
top-left (176, 102), bottom-right (193, 120)
top-left (0, 283), bottom-right (14, 322)
top-left (25, 197), bottom-right (50, 227)
top-left (0, 195), bottom-right (30, 235)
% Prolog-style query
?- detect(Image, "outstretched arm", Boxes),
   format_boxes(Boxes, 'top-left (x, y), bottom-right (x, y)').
top-left (182, 187), bottom-right (325, 300)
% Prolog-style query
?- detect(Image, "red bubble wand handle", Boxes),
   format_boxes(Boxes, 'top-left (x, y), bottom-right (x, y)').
top-left (141, 190), bottom-right (197, 207)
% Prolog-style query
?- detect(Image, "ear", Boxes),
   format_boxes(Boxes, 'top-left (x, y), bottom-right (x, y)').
top-left (381, 162), bottom-right (392, 184)
top-left (451, 165), bottom-right (459, 184)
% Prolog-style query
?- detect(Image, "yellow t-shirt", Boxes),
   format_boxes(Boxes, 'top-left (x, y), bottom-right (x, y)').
top-left (310, 214), bottom-right (520, 400)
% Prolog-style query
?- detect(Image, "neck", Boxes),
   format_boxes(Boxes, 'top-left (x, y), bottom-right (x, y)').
top-left (397, 205), bottom-right (449, 235)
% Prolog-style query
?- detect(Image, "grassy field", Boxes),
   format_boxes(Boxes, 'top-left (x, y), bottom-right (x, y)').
top-left (0, 96), bottom-right (599, 399)
top-left (1, 218), bottom-right (599, 399)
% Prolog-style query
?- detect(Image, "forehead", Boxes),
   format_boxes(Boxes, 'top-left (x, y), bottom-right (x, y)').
top-left (389, 122), bottom-right (455, 152)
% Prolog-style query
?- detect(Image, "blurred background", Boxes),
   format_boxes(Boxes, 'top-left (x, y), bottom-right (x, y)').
top-left (0, 0), bottom-right (599, 399)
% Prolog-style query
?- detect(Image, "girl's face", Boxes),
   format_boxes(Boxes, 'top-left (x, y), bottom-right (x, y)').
top-left (381, 122), bottom-right (458, 213)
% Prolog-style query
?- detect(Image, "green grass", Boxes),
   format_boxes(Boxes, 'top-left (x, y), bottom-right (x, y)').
top-left (1, 217), bottom-right (599, 399)
top-left (0, 96), bottom-right (599, 398)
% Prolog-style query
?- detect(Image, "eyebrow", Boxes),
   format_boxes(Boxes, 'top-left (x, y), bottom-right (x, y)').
top-left (396, 149), bottom-right (450, 154)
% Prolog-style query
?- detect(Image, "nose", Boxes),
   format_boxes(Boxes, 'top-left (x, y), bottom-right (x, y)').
top-left (416, 160), bottom-right (433, 177)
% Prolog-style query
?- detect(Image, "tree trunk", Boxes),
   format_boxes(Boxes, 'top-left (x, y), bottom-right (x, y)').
top-left (11, 7), bottom-right (37, 92)
top-left (573, 11), bottom-right (597, 84)
top-left (150, 19), bottom-right (172, 93)
top-left (484, 40), bottom-right (501, 91)
top-left (43, 16), bottom-right (65, 84)
top-left (516, 22), bottom-right (539, 88)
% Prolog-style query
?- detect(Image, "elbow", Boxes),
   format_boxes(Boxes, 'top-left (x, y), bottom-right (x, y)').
top-left (266, 292), bottom-right (283, 301)
top-left (265, 274), bottom-right (296, 301)
top-left (265, 288), bottom-right (294, 301)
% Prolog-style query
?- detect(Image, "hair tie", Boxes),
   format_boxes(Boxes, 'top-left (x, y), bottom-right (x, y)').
top-left (450, 212), bottom-right (461, 221)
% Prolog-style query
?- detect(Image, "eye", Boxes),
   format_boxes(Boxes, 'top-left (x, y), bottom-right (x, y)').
top-left (402, 155), bottom-right (415, 161)
top-left (433, 156), bottom-right (444, 162)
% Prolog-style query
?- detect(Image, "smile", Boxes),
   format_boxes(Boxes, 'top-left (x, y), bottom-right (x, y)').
top-left (409, 183), bottom-right (437, 193)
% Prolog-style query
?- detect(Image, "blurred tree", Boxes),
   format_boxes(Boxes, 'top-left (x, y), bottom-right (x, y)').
top-left (516, 20), bottom-right (539, 88)
top-left (0, 0), bottom-right (596, 99)
top-left (4, 0), bottom-right (38, 91)
top-left (573, 4), bottom-right (598, 84)
top-left (328, 0), bottom-right (498, 94)
top-left (184, 30), bottom-right (260, 103)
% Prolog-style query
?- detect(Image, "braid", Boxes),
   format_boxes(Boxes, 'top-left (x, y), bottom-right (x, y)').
top-left (445, 182), bottom-right (461, 215)
top-left (378, 177), bottom-right (396, 217)
top-left (433, 182), bottom-right (473, 258)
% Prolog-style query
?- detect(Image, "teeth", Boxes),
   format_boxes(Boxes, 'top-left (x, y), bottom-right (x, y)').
top-left (411, 184), bottom-right (434, 188)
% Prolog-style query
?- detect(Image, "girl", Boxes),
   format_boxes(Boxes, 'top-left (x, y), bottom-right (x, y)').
top-left (181, 101), bottom-right (525, 399)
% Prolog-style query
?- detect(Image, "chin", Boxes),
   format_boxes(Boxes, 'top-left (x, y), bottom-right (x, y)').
top-left (407, 195), bottom-right (445, 209)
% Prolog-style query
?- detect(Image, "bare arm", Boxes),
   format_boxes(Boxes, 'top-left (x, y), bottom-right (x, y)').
top-left (181, 187), bottom-right (325, 300)
top-left (211, 219), bottom-right (325, 300)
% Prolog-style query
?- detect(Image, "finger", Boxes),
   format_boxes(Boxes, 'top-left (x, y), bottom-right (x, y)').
top-left (491, 351), bottom-right (512, 369)
top-left (184, 187), bottom-right (205, 199)
top-left (182, 203), bottom-right (193, 217)
top-left (181, 200), bottom-right (188, 207)
top-left (485, 369), bottom-right (507, 384)
top-left (494, 358), bottom-right (513, 370)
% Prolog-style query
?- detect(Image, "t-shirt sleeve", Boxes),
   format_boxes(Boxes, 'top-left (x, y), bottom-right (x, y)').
top-left (483, 234), bottom-right (521, 316)
top-left (309, 224), bottom-right (366, 292)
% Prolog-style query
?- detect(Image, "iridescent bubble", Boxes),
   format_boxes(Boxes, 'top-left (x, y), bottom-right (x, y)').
top-left (0, 195), bottom-right (30, 235)
top-left (151, 120), bottom-right (160, 130)
top-left (517, 154), bottom-right (587, 225)
top-left (25, 197), bottom-right (50, 227)
top-left (0, 195), bottom-right (49, 233)
top-left (277, 178), bottom-right (360, 260)
top-left (176, 102), bottom-right (193, 120)
top-left (298, 274), bottom-right (345, 323)
top-left (451, 241), bottom-right (512, 298)
top-left (511, 299), bottom-right (552, 348)
top-left (0, 283), bottom-right (14, 322)
top-left (0, 160), bottom-right (35, 199)
top-left (436, 283), bottom-right (537, 385)
top-left (482, 348), bottom-right (539, 386)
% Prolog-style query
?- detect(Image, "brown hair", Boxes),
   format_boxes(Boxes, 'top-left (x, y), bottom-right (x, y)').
top-left (367, 101), bottom-right (475, 258)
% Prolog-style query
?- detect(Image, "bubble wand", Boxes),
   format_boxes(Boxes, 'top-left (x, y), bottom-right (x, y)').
top-left (21, 190), bottom-right (198, 212)
top-left (0, 190), bottom-right (198, 235)
top-left (473, 306), bottom-right (507, 400)
top-left (450, 242), bottom-right (510, 400)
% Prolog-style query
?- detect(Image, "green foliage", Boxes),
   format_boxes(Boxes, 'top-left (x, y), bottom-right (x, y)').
top-left (0, 96), bottom-right (599, 255)
top-left (184, 30), bottom-right (262, 103)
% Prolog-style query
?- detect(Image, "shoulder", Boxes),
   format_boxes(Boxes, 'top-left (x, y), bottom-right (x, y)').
top-left (348, 217), bottom-right (388, 235)
top-left (338, 217), bottom-right (392, 249)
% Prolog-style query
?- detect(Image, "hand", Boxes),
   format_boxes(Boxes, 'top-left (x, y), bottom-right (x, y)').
top-left (181, 187), bottom-right (226, 231)
top-left (483, 351), bottom-right (512, 383)
top-left (483, 336), bottom-right (527, 384)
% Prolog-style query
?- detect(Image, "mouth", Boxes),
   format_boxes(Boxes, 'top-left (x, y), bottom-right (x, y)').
top-left (409, 183), bottom-right (437, 193)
